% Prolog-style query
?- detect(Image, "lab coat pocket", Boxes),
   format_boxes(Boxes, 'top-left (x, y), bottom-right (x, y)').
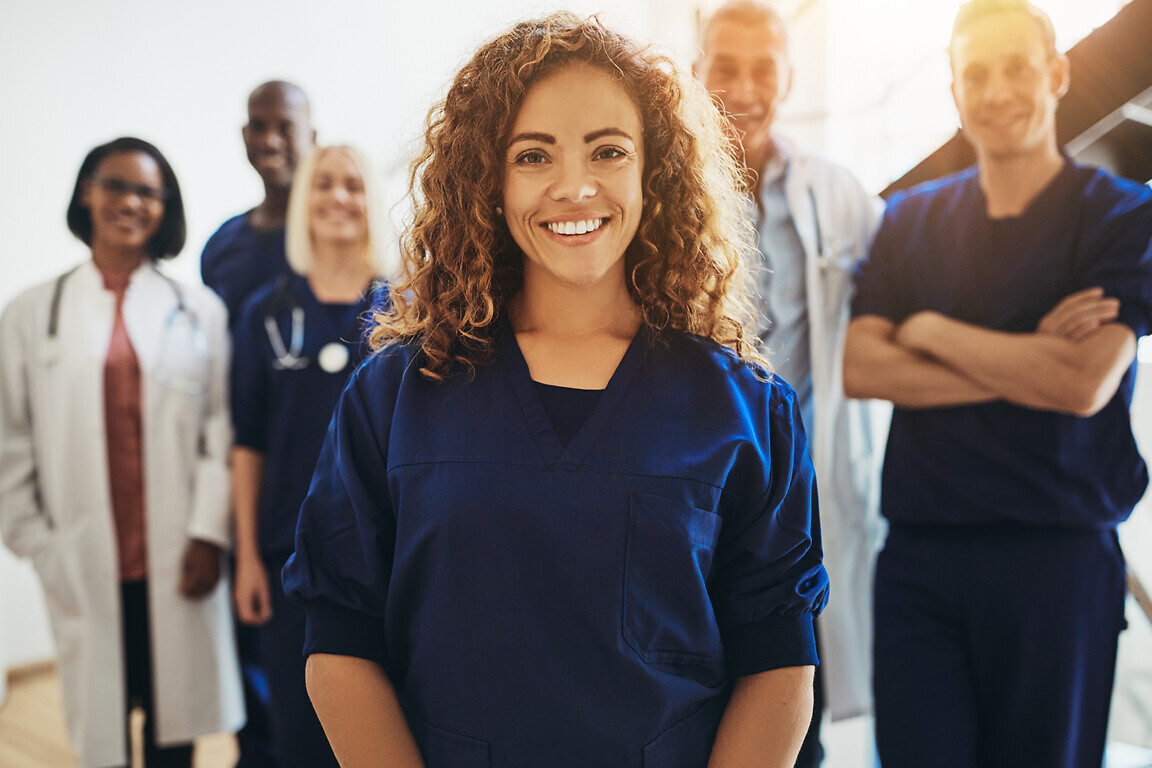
top-left (404, 707), bottom-right (491, 768)
top-left (29, 526), bottom-right (85, 621)
top-left (623, 494), bottom-right (724, 671)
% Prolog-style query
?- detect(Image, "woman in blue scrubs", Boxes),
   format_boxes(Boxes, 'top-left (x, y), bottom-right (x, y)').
top-left (284, 15), bottom-right (827, 768)
top-left (230, 145), bottom-right (389, 768)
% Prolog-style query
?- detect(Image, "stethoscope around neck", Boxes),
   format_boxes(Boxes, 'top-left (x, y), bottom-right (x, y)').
top-left (43, 263), bottom-right (210, 395)
top-left (262, 272), bottom-right (355, 374)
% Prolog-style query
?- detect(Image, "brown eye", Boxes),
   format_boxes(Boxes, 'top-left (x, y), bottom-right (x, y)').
top-left (515, 150), bottom-right (547, 165)
top-left (594, 147), bottom-right (627, 161)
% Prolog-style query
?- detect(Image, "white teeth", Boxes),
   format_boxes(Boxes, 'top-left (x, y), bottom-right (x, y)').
top-left (547, 218), bottom-right (604, 236)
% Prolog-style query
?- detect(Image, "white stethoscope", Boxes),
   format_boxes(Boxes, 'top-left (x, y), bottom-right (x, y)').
top-left (263, 273), bottom-right (354, 374)
top-left (43, 264), bottom-right (210, 395)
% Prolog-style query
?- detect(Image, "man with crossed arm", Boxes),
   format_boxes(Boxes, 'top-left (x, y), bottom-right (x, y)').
top-left (844, 2), bottom-right (1152, 766)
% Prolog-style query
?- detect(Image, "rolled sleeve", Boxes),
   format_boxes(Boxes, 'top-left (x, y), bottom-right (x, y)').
top-left (282, 359), bottom-right (400, 667)
top-left (723, 613), bottom-right (819, 677)
top-left (299, 595), bottom-right (389, 667)
top-left (1079, 185), bottom-right (1152, 338)
top-left (712, 382), bottom-right (829, 675)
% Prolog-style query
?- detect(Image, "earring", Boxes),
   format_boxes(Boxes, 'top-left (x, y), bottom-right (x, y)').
top-left (495, 206), bottom-right (504, 216)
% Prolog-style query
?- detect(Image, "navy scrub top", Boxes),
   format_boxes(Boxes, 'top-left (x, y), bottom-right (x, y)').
top-left (852, 162), bottom-right (1152, 529)
top-left (231, 273), bottom-right (382, 556)
top-left (283, 325), bottom-right (828, 767)
top-left (201, 213), bottom-right (290, 329)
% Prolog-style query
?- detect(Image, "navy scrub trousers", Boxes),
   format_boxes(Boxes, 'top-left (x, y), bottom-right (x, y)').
top-left (261, 553), bottom-right (338, 768)
top-left (873, 524), bottom-right (1127, 768)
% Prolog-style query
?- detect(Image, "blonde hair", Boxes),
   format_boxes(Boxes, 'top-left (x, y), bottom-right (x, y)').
top-left (372, 12), bottom-right (762, 380)
top-left (950, 0), bottom-right (1057, 60)
top-left (285, 145), bottom-right (391, 276)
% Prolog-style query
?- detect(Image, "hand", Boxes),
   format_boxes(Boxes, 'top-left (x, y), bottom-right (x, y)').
top-left (234, 553), bottom-right (273, 625)
top-left (1036, 287), bottom-right (1120, 342)
top-left (179, 539), bottom-right (222, 599)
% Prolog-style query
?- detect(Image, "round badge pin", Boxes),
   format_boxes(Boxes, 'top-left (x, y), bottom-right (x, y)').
top-left (318, 342), bottom-right (350, 373)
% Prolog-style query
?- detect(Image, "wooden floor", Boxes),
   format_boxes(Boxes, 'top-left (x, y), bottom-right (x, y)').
top-left (0, 664), bottom-right (236, 768)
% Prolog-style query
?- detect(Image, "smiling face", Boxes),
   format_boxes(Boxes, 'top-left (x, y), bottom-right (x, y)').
top-left (243, 86), bottom-right (314, 189)
top-left (950, 10), bottom-right (1068, 164)
top-left (81, 151), bottom-right (166, 259)
top-left (502, 63), bottom-right (644, 292)
top-left (695, 15), bottom-right (792, 172)
top-left (308, 149), bottom-right (369, 249)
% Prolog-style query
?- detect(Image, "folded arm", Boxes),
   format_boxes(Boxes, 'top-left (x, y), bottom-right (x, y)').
top-left (843, 315), bottom-right (997, 408)
top-left (845, 287), bottom-right (1135, 415)
top-left (895, 310), bottom-right (1135, 416)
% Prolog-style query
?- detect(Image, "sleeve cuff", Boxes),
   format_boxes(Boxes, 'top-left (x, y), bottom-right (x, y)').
top-left (232, 431), bottom-right (268, 452)
top-left (722, 613), bottom-right (819, 678)
top-left (302, 597), bottom-right (389, 668)
top-left (186, 458), bottom-right (232, 548)
top-left (1115, 304), bottom-right (1152, 340)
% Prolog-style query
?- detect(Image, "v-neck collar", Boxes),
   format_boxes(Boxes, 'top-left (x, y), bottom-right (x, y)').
top-left (499, 324), bottom-right (648, 470)
top-left (294, 274), bottom-right (374, 344)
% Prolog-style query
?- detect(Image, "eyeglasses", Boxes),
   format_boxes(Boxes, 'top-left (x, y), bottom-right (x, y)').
top-left (91, 175), bottom-right (170, 203)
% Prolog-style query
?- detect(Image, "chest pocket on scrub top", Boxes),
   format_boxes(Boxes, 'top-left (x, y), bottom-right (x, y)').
top-left (623, 493), bottom-right (724, 674)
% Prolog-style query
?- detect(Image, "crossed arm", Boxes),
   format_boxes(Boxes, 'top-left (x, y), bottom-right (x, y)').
top-left (843, 287), bottom-right (1136, 416)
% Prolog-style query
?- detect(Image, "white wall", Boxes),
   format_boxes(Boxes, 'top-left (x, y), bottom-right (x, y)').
top-left (0, 0), bottom-right (703, 296)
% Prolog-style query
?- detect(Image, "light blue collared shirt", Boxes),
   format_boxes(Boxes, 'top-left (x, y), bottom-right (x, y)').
top-left (755, 154), bottom-right (814, 431)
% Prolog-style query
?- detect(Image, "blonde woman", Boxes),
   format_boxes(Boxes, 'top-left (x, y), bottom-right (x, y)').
top-left (230, 145), bottom-right (388, 768)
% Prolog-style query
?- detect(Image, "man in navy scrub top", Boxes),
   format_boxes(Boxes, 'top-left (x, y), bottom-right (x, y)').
top-left (843, 2), bottom-right (1152, 767)
top-left (202, 81), bottom-right (317, 328)
top-left (201, 80), bottom-right (316, 767)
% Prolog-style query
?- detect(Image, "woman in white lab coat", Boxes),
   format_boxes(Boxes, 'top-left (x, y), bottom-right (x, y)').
top-left (0, 137), bottom-right (243, 768)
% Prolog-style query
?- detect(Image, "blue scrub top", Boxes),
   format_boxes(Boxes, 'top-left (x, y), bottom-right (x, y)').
top-left (852, 162), bottom-right (1152, 529)
top-left (201, 213), bottom-right (290, 329)
top-left (231, 273), bottom-right (383, 556)
top-left (283, 325), bottom-right (827, 767)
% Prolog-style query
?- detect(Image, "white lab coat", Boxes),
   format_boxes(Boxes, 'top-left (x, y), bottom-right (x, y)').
top-left (775, 139), bottom-right (889, 721)
top-left (0, 260), bottom-right (244, 767)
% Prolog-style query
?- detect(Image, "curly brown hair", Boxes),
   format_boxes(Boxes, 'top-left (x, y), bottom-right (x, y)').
top-left (372, 12), bottom-right (762, 379)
